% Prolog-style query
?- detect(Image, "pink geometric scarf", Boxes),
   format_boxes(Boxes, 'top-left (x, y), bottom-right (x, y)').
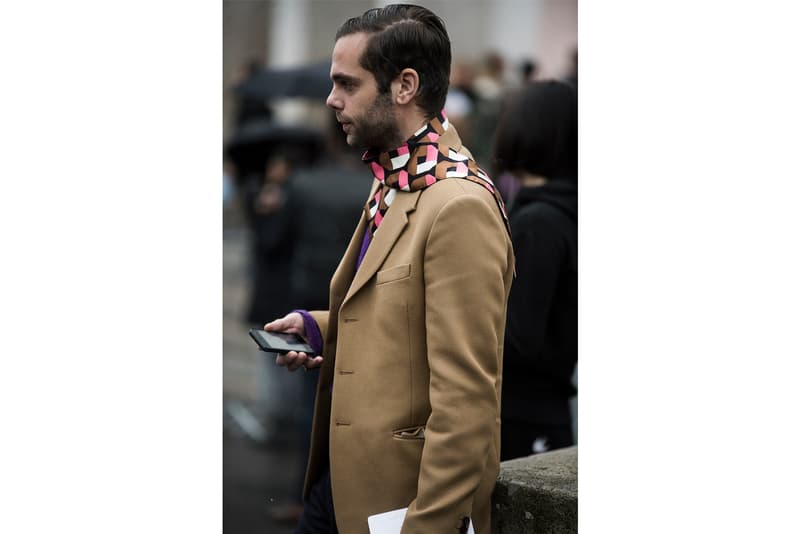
top-left (361, 111), bottom-right (511, 239)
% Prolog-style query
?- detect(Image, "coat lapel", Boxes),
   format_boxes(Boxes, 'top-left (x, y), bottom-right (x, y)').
top-left (328, 179), bottom-right (379, 311)
top-left (341, 187), bottom-right (421, 308)
top-left (329, 213), bottom-right (366, 309)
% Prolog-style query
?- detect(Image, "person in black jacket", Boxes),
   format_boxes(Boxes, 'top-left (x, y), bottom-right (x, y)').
top-left (492, 80), bottom-right (578, 460)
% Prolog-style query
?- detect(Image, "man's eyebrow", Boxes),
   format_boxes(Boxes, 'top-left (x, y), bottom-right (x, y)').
top-left (331, 73), bottom-right (359, 84)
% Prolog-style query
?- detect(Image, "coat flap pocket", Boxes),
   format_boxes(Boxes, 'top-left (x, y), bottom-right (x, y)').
top-left (392, 425), bottom-right (426, 440)
top-left (376, 263), bottom-right (411, 285)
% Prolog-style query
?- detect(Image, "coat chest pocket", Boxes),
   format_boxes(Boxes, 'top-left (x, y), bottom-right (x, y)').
top-left (392, 425), bottom-right (426, 440)
top-left (376, 263), bottom-right (411, 285)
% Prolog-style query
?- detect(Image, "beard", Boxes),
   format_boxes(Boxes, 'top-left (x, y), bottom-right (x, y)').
top-left (347, 91), bottom-right (403, 150)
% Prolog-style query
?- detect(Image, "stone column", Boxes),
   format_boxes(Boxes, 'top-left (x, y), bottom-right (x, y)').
top-left (268, 0), bottom-right (312, 125)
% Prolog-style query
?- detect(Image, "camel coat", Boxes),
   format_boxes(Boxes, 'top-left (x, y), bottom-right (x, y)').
top-left (305, 126), bottom-right (514, 534)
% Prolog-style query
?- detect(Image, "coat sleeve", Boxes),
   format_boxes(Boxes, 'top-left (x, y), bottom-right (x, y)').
top-left (308, 310), bottom-right (329, 349)
top-left (402, 192), bottom-right (510, 533)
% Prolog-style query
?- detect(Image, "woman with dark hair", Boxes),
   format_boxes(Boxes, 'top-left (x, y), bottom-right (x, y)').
top-left (493, 80), bottom-right (578, 460)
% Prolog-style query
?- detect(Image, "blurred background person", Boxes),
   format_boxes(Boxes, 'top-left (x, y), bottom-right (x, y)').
top-left (473, 49), bottom-right (507, 101)
top-left (224, 92), bottom-right (327, 455)
top-left (225, 103), bottom-right (326, 326)
top-left (288, 114), bottom-right (368, 313)
top-left (248, 154), bottom-right (296, 326)
top-left (471, 50), bottom-right (509, 168)
top-left (444, 59), bottom-right (478, 149)
top-left (492, 80), bottom-right (578, 460)
top-left (235, 139), bottom-right (322, 326)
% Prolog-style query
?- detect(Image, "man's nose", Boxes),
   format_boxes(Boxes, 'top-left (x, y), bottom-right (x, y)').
top-left (326, 88), bottom-right (341, 110)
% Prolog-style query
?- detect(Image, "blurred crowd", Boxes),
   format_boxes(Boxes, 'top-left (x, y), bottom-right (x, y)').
top-left (223, 45), bottom-right (578, 529)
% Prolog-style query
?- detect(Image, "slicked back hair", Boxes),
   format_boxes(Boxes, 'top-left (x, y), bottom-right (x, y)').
top-left (335, 4), bottom-right (451, 119)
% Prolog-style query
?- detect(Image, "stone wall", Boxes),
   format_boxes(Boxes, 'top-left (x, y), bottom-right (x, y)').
top-left (492, 447), bottom-right (577, 534)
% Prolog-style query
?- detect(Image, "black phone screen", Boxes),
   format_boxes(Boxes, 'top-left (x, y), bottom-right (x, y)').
top-left (249, 328), bottom-right (316, 355)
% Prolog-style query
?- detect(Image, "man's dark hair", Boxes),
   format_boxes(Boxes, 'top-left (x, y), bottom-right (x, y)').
top-left (492, 80), bottom-right (578, 183)
top-left (335, 4), bottom-right (451, 118)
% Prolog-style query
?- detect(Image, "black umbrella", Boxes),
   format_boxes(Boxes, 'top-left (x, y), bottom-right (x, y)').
top-left (228, 119), bottom-right (323, 148)
top-left (225, 118), bottom-right (325, 174)
top-left (235, 61), bottom-right (332, 101)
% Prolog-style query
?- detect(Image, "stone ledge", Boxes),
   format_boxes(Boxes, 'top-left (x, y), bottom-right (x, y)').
top-left (492, 447), bottom-right (577, 534)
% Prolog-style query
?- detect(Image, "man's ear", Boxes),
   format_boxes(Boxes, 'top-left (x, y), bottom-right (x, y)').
top-left (393, 68), bottom-right (420, 105)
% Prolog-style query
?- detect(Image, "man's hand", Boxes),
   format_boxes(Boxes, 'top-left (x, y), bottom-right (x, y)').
top-left (264, 312), bottom-right (324, 372)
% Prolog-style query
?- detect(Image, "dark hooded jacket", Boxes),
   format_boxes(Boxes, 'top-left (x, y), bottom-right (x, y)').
top-left (502, 180), bottom-right (577, 425)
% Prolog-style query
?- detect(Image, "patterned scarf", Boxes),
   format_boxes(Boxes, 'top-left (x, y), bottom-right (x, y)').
top-left (361, 111), bottom-right (511, 239)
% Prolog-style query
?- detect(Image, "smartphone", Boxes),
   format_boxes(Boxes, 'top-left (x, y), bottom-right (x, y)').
top-left (249, 328), bottom-right (316, 355)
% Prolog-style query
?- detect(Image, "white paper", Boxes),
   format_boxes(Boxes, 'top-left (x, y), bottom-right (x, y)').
top-left (367, 507), bottom-right (474, 534)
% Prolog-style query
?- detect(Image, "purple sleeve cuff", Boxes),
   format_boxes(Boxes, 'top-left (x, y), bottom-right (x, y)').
top-left (292, 309), bottom-right (324, 355)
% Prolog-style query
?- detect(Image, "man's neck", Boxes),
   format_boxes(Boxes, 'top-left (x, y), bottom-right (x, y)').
top-left (396, 108), bottom-right (430, 146)
top-left (368, 107), bottom-right (436, 154)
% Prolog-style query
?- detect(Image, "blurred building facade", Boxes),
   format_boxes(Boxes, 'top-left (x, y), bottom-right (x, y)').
top-left (223, 0), bottom-right (577, 141)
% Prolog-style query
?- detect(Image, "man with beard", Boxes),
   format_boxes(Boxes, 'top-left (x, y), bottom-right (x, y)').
top-left (262, 5), bottom-right (514, 533)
